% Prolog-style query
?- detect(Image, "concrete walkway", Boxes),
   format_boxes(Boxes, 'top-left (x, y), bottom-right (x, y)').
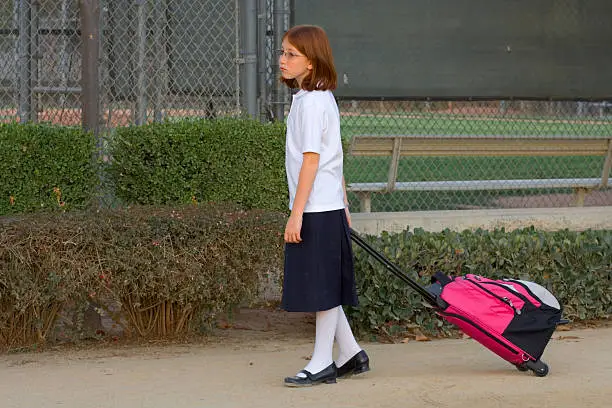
top-left (1, 326), bottom-right (610, 408)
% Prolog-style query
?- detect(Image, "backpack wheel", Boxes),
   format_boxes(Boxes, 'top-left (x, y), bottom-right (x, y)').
top-left (525, 359), bottom-right (549, 377)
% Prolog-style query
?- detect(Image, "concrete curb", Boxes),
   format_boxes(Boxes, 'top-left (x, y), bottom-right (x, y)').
top-left (352, 206), bottom-right (612, 235)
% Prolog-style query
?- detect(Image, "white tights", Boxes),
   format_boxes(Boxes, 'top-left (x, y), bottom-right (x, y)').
top-left (334, 306), bottom-right (362, 367)
top-left (297, 305), bottom-right (362, 377)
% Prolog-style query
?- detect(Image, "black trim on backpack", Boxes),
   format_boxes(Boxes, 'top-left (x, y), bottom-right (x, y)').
top-left (502, 304), bottom-right (562, 360)
top-left (431, 271), bottom-right (452, 286)
top-left (480, 281), bottom-right (535, 307)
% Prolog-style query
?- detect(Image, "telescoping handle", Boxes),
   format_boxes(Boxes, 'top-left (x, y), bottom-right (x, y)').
top-left (349, 228), bottom-right (438, 307)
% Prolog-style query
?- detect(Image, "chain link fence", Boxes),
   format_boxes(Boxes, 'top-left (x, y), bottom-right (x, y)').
top-left (339, 100), bottom-right (612, 212)
top-left (1, 1), bottom-right (81, 124)
top-left (1, 1), bottom-right (610, 212)
top-left (100, 0), bottom-right (241, 128)
top-left (260, 0), bottom-right (289, 121)
top-left (0, 0), bottom-right (241, 127)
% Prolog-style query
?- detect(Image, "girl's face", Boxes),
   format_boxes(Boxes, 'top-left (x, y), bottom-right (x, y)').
top-left (279, 39), bottom-right (312, 88)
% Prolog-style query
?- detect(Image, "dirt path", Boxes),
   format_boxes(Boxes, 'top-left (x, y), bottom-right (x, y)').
top-left (0, 312), bottom-right (610, 408)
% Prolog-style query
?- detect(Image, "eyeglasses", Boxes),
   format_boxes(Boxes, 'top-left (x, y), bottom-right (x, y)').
top-left (275, 49), bottom-right (306, 60)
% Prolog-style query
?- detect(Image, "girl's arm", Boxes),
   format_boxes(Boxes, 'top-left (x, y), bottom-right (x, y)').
top-left (342, 176), bottom-right (349, 207)
top-left (284, 152), bottom-right (320, 243)
top-left (342, 175), bottom-right (352, 228)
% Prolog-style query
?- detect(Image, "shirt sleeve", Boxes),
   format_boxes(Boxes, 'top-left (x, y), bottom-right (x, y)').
top-left (299, 100), bottom-right (327, 154)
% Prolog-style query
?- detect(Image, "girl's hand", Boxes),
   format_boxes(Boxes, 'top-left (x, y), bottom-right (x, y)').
top-left (284, 214), bottom-right (303, 243)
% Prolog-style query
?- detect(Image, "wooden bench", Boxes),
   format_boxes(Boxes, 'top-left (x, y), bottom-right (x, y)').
top-left (347, 135), bottom-right (612, 212)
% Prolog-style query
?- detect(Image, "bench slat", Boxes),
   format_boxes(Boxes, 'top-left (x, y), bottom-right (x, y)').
top-left (348, 178), bottom-right (602, 192)
top-left (350, 136), bottom-right (610, 157)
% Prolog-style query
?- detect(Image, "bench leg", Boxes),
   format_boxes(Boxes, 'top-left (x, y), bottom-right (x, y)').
top-left (356, 192), bottom-right (372, 213)
top-left (573, 187), bottom-right (589, 207)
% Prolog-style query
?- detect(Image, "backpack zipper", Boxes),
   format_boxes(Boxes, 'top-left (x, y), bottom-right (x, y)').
top-left (502, 279), bottom-right (544, 305)
top-left (481, 281), bottom-right (535, 307)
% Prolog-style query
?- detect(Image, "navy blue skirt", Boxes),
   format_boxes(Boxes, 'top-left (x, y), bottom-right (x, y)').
top-left (281, 209), bottom-right (358, 312)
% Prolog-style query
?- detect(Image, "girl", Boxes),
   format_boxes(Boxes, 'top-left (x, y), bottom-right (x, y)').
top-left (279, 25), bottom-right (370, 387)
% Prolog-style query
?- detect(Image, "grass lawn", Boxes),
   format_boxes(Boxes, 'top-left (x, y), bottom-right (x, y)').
top-left (340, 114), bottom-right (612, 138)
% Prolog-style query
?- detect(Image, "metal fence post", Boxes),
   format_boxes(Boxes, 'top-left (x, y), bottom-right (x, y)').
top-left (243, 0), bottom-right (258, 118)
top-left (135, 0), bottom-right (147, 125)
top-left (257, 0), bottom-right (269, 121)
top-left (30, 0), bottom-right (39, 122)
top-left (17, 0), bottom-right (32, 123)
top-left (80, 0), bottom-right (99, 136)
top-left (57, 0), bottom-right (72, 115)
top-left (152, 0), bottom-right (168, 123)
top-left (272, 0), bottom-right (287, 121)
top-left (80, 0), bottom-right (102, 206)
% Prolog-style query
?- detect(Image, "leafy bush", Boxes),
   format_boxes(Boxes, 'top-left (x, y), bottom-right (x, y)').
top-left (348, 227), bottom-right (612, 338)
top-left (107, 118), bottom-right (288, 211)
top-left (0, 204), bottom-right (285, 349)
top-left (0, 123), bottom-right (97, 215)
top-left (0, 213), bottom-right (99, 349)
top-left (91, 204), bottom-right (285, 337)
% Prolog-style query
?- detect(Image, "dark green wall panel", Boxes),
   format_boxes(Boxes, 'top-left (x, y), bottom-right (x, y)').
top-left (294, 1), bottom-right (612, 99)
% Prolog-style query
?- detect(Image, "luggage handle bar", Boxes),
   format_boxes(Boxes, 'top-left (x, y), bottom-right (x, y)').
top-left (350, 228), bottom-right (438, 307)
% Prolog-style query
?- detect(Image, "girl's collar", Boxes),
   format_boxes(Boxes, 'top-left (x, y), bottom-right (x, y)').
top-left (293, 89), bottom-right (307, 98)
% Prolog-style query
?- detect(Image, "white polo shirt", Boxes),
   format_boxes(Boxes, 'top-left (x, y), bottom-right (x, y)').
top-left (285, 89), bottom-right (345, 213)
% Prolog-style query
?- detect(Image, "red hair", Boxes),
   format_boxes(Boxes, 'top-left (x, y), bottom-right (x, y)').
top-left (280, 25), bottom-right (337, 91)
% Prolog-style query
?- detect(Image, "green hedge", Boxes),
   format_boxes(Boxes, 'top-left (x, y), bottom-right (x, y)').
top-left (0, 123), bottom-right (96, 215)
top-left (0, 204), bottom-right (285, 349)
top-left (1, 204), bottom-right (609, 350)
top-left (0, 119), bottom-right (287, 215)
top-left (107, 118), bottom-right (288, 211)
top-left (348, 227), bottom-right (612, 338)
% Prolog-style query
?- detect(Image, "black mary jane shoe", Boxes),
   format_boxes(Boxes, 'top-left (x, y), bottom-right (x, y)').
top-left (337, 350), bottom-right (370, 378)
top-left (284, 363), bottom-right (338, 387)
